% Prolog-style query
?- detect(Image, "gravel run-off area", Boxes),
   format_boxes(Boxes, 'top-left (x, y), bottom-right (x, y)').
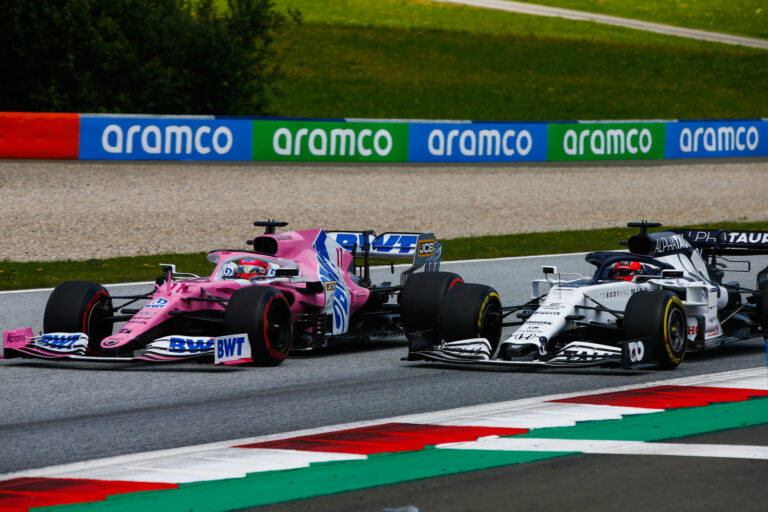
top-left (1, 159), bottom-right (766, 262)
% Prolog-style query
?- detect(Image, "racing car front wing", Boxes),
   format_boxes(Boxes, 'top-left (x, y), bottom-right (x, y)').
top-left (1, 329), bottom-right (253, 365)
top-left (410, 337), bottom-right (655, 369)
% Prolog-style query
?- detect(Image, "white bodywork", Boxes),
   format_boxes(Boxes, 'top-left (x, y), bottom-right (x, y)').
top-left (423, 232), bottom-right (734, 367)
top-left (503, 246), bottom-right (727, 358)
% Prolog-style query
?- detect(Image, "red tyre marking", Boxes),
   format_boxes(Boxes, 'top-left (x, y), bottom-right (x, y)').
top-left (81, 291), bottom-right (108, 333)
top-left (448, 278), bottom-right (464, 289)
top-left (263, 294), bottom-right (289, 360)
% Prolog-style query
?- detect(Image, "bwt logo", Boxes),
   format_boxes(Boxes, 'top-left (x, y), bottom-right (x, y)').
top-left (101, 124), bottom-right (234, 155)
top-left (40, 334), bottom-right (82, 348)
top-left (217, 336), bottom-right (247, 358)
top-left (145, 298), bottom-right (169, 309)
top-left (169, 338), bottom-right (214, 353)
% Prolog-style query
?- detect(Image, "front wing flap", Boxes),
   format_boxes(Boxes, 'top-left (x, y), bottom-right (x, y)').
top-left (411, 337), bottom-right (654, 369)
top-left (2, 329), bottom-right (252, 365)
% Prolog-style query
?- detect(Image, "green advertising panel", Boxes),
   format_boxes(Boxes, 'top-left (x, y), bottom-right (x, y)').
top-left (548, 122), bottom-right (665, 161)
top-left (252, 120), bottom-right (409, 162)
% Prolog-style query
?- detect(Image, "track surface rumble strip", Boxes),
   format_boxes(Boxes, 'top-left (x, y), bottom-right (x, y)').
top-left (0, 367), bottom-right (765, 511)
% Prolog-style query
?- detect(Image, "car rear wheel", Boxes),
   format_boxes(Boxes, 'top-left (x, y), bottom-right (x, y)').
top-left (43, 281), bottom-right (113, 353)
top-left (756, 286), bottom-right (768, 330)
top-left (400, 271), bottom-right (464, 355)
top-left (439, 283), bottom-right (503, 353)
top-left (224, 286), bottom-right (292, 366)
top-left (623, 290), bottom-right (687, 370)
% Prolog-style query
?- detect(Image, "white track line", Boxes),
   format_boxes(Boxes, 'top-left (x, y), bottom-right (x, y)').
top-left (439, 438), bottom-right (768, 460)
top-left (432, 0), bottom-right (768, 50)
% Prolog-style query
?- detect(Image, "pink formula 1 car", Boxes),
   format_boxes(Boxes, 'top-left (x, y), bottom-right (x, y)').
top-left (2, 221), bottom-right (469, 366)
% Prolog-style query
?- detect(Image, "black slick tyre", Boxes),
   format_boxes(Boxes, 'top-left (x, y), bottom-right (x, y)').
top-left (438, 283), bottom-right (503, 353)
top-left (623, 290), bottom-right (687, 370)
top-left (757, 287), bottom-right (768, 330)
top-left (43, 281), bottom-right (113, 353)
top-left (224, 286), bottom-right (292, 366)
top-left (400, 271), bottom-right (464, 352)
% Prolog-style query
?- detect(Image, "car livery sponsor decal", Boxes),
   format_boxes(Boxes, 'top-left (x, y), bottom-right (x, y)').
top-left (408, 122), bottom-right (547, 162)
top-left (144, 297), bottom-right (169, 309)
top-left (625, 340), bottom-right (646, 363)
top-left (727, 231), bottom-right (768, 245)
top-left (168, 337), bottom-right (214, 353)
top-left (330, 232), bottom-right (420, 256)
top-left (215, 335), bottom-right (251, 364)
top-left (33, 333), bottom-right (89, 354)
top-left (37, 333), bottom-right (88, 350)
top-left (313, 231), bottom-right (351, 335)
top-left (548, 122), bottom-right (665, 161)
top-left (665, 120), bottom-right (768, 158)
top-left (79, 116), bottom-right (252, 160)
top-left (417, 238), bottom-right (436, 257)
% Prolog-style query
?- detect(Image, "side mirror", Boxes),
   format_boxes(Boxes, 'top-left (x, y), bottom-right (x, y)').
top-left (542, 265), bottom-right (558, 275)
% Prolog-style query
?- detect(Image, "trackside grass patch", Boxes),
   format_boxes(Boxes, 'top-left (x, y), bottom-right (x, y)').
top-left (255, 0), bottom-right (768, 120)
top-left (272, 22), bottom-right (767, 121)
top-left (2, 221), bottom-right (766, 291)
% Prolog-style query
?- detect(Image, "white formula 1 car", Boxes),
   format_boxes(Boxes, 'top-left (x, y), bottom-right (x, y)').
top-left (405, 222), bottom-right (768, 369)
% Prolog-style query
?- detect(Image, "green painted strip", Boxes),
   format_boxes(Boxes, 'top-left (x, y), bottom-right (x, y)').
top-left (36, 449), bottom-right (572, 512)
top-left (517, 397), bottom-right (768, 441)
top-left (37, 398), bottom-right (768, 512)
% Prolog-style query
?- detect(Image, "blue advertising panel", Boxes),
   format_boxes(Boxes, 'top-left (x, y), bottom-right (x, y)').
top-left (665, 119), bottom-right (768, 159)
top-left (408, 122), bottom-right (548, 162)
top-left (79, 116), bottom-right (252, 160)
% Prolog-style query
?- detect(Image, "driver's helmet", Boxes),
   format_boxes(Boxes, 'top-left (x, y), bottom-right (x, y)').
top-left (235, 258), bottom-right (269, 279)
top-left (613, 260), bottom-right (643, 281)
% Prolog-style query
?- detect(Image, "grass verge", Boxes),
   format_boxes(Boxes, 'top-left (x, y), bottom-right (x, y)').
top-left (272, 22), bottom-right (767, 121)
top-left (2, 221), bottom-right (766, 291)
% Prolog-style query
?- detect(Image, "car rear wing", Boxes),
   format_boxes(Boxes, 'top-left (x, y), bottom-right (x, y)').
top-left (674, 229), bottom-right (768, 256)
top-left (328, 231), bottom-right (442, 285)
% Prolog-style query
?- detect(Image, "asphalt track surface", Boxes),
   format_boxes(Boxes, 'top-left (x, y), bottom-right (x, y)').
top-left (1, 253), bottom-right (767, 484)
top-left (434, 0), bottom-right (768, 50)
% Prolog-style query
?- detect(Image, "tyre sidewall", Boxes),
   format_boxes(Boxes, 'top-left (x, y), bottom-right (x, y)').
top-left (624, 290), bottom-right (687, 369)
top-left (439, 283), bottom-right (503, 351)
top-left (225, 286), bottom-right (292, 365)
top-left (43, 281), bottom-right (112, 352)
top-left (400, 271), bottom-right (463, 346)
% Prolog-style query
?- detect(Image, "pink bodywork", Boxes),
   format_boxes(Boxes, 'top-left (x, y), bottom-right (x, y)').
top-left (2, 328), bottom-right (33, 354)
top-left (99, 229), bottom-right (371, 351)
